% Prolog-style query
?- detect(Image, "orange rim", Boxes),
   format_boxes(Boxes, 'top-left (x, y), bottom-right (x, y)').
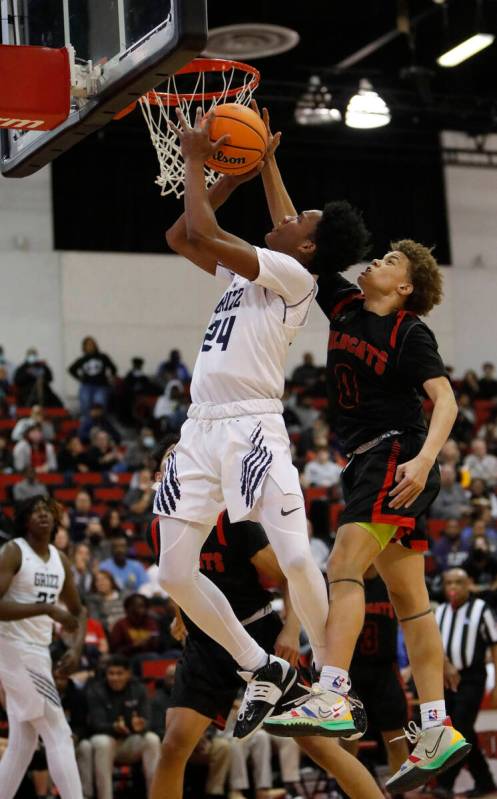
top-left (143, 57), bottom-right (261, 106)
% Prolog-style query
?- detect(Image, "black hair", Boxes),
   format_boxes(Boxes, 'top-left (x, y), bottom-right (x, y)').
top-left (15, 495), bottom-right (61, 538)
top-left (151, 433), bottom-right (180, 472)
top-left (311, 200), bottom-right (371, 277)
top-left (124, 592), bottom-right (149, 612)
top-left (105, 654), bottom-right (131, 671)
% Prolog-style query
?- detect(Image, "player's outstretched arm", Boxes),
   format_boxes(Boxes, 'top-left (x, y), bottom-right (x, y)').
top-left (250, 101), bottom-right (297, 226)
top-left (171, 107), bottom-right (263, 281)
top-left (55, 552), bottom-right (88, 674)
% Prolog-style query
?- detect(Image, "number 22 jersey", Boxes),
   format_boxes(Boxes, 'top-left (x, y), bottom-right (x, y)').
top-left (189, 247), bottom-right (317, 407)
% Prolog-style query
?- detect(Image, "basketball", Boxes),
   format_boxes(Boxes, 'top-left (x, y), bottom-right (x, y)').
top-left (205, 102), bottom-right (268, 176)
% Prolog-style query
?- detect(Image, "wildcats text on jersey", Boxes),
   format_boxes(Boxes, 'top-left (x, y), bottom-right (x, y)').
top-left (328, 330), bottom-right (388, 376)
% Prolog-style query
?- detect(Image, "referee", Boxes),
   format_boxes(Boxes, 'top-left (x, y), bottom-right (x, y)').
top-left (434, 568), bottom-right (497, 798)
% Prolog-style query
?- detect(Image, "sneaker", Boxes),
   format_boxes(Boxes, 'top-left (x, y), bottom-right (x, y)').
top-left (262, 682), bottom-right (358, 738)
top-left (464, 787), bottom-right (497, 797)
top-left (233, 655), bottom-right (297, 740)
top-left (385, 718), bottom-right (471, 793)
top-left (340, 687), bottom-right (367, 741)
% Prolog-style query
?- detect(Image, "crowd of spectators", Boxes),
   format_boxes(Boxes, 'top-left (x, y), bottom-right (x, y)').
top-left (2, 341), bottom-right (497, 797)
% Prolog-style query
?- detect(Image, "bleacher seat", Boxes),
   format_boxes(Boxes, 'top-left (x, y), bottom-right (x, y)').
top-left (94, 487), bottom-right (125, 503)
top-left (36, 473), bottom-right (64, 486)
top-left (304, 486), bottom-right (328, 513)
top-left (329, 502), bottom-right (344, 532)
top-left (141, 657), bottom-right (178, 682)
top-left (0, 419), bottom-right (15, 432)
top-left (53, 487), bottom-right (79, 503)
top-left (73, 472), bottom-right (103, 486)
top-left (426, 518), bottom-right (446, 539)
top-left (114, 472), bottom-right (133, 485)
top-left (474, 399), bottom-right (495, 429)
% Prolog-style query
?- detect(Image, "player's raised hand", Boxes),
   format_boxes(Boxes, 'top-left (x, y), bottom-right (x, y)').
top-left (171, 107), bottom-right (230, 163)
top-left (250, 100), bottom-right (281, 159)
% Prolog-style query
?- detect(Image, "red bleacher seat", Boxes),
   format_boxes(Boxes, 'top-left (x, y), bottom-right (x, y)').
top-left (2, 505), bottom-right (14, 517)
top-left (310, 397), bottom-right (328, 410)
top-left (58, 419), bottom-right (80, 436)
top-left (304, 486), bottom-right (328, 513)
top-left (73, 472), bottom-right (103, 486)
top-left (114, 472), bottom-right (133, 485)
top-left (42, 407), bottom-right (70, 418)
top-left (141, 658), bottom-right (178, 682)
top-left (474, 399), bottom-right (495, 429)
top-left (94, 487), bottom-right (125, 503)
top-left (426, 518), bottom-right (446, 539)
top-left (53, 487), bottom-right (79, 503)
top-left (133, 540), bottom-right (153, 560)
top-left (36, 473), bottom-right (64, 486)
top-left (15, 407), bottom-right (32, 417)
top-left (0, 474), bottom-right (22, 487)
top-left (0, 419), bottom-right (15, 432)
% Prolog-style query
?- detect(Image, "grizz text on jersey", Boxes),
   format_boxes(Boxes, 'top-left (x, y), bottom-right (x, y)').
top-left (34, 573), bottom-right (60, 589)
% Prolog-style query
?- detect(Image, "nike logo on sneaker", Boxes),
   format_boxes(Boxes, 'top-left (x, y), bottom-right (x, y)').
top-left (281, 507), bottom-right (302, 516)
top-left (425, 730), bottom-right (445, 759)
top-left (317, 707), bottom-right (334, 718)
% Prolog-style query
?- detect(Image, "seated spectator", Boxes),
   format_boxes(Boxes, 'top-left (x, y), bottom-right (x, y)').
top-left (86, 430), bottom-right (124, 473)
top-left (86, 518), bottom-right (112, 562)
top-left (0, 434), bottom-right (13, 473)
top-left (156, 349), bottom-right (190, 386)
top-left (58, 435), bottom-right (89, 473)
top-left (86, 655), bottom-right (160, 798)
top-left (71, 541), bottom-right (94, 598)
top-left (11, 404), bottom-right (55, 443)
top-left (149, 662), bottom-right (177, 739)
top-left (69, 490), bottom-right (99, 542)
top-left (99, 534), bottom-right (150, 594)
top-left (13, 424), bottom-right (57, 473)
top-left (462, 535), bottom-right (497, 593)
top-left (14, 347), bottom-right (63, 407)
top-left (468, 477), bottom-right (497, 519)
top-left (68, 336), bottom-right (117, 419)
top-left (153, 380), bottom-right (187, 433)
top-left (432, 518), bottom-right (471, 572)
top-left (294, 393), bottom-right (320, 430)
top-left (79, 403), bottom-right (122, 446)
top-left (461, 515), bottom-right (497, 551)
top-left (451, 393), bottom-right (476, 445)
top-left (296, 416), bottom-right (331, 459)
top-left (477, 407), bottom-right (497, 455)
top-left (291, 352), bottom-right (320, 387)
top-left (438, 438), bottom-right (462, 468)
top-left (86, 570), bottom-right (125, 633)
top-left (54, 525), bottom-right (73, 558)
top-left (109, 594), bottom-right (162, 661)
top-left (0, 366), bottom-right (10, 416)
top-left (83, 616), bottom-right (110, 670)
top-left (478, 361), bottom-right (497, 400)
top-left (0, 344), bottom-right (15, 382)
top-left (124, 467), bottom-right (154, 528)
top-left (102, 508), bottom-right (127, 539)
top-left (429, 464), bottom-right (470, 519)
top-left (126, 427), bottom-right (157, 471)
top-left (301, 446), bottom-right (342, 488)
top-left (12, 466), bottom-right (49, 504)
top-left (460, 368), bottom-right (480, 399)
top-left (121, 357), bottom-right (160, 424)
top-left (464, 438), bottom-right (497, 487)
top-left (53, 673), bottom-right (93, 799)
top-left (139, 560), bottom-right (169, 600)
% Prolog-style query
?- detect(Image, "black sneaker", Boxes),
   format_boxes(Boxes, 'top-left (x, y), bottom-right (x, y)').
top-left (340, 687), bottom-right (367, 741)
top-left (233, 655), bottom-right (297, 740)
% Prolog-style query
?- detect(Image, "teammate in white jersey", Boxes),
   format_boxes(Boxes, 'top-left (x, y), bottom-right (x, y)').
top-left (0, 496), bottom-right (87, 799)
top-left (154, 108), bottom-right (369, 740)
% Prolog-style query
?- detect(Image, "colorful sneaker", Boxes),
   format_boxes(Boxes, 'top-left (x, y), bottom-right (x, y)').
top-left (262, 682), bottom-right (358, 738)
top-left (233, 655), bottom-right (297, 741)
top-left (385, 718), bottom-right (471, 793)
top-left (340, 687), bottom-right (367, 741)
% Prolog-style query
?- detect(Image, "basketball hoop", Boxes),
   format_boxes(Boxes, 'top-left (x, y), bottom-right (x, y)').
top-left (132, 58), bottom-right (261, 198)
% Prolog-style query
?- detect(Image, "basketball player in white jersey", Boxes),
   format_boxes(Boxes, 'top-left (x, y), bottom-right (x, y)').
top-left (154, 108), bottom-right (369, 740)
top-left (0, 495), bottom-right (87, 798)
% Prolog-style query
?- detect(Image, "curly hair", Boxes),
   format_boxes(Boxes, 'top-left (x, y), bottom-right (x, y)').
top-left (392, 239), bottom-right (443, 316)
top-left (310, 200), bottom-right (371, 277)
top-left (15, 495), bottom-right (62, 539)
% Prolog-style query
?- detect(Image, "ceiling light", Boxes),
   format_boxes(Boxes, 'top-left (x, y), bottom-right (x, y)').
top-left (437, 32), bottom-right (494, 67)
top-left (294, 76), bottom-right (342, 126)
top-left (345, 80), bottom-right (391, 129)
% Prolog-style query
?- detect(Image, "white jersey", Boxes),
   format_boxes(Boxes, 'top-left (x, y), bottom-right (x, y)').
top-left (0, 538), bottom-right (65, 650)
top-left (190, 247), bottom-right (317, 408)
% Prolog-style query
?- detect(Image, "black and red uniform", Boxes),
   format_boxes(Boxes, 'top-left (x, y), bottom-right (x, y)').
top-left (147, 512), bottom-right (283, 726)
top-left (350, 574), bottom-right (408, 732)
top-left (316, 273), bottom-right (446, 548)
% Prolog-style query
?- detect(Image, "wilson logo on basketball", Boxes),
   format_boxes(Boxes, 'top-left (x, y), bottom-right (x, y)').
top-left (212, 150), bottom-right (246, 166)
top-left (0, 117), bottom-right (45, 130)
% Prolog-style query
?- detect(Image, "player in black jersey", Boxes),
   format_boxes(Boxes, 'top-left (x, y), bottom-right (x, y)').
top-left (254, 110), bottom-right (470, 792)
top-left (343, 567), bottom-right (409, 781)
top-left (147, 508), bottom-right (384, 799)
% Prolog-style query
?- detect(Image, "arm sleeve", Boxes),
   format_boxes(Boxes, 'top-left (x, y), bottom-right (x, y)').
top-left (253, 247), bottom-right (315, 304)
top-left (314, 273), bottom-right (362, 319)
top-left (396, 324), bottom-right (447, 389)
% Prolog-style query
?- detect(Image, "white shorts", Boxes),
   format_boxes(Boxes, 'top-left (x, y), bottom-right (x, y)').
top-left (154, 406), bottom-right (302, 526)
top-left (0, 637), bottom-right (62, 722)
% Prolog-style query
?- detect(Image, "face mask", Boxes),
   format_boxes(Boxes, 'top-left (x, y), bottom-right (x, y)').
top-left (26, 354), bottom-right (38, 364)
top-left (143, 436), bottom-right (155, 449)
top-left (89, 534), bottom-right (102, 545)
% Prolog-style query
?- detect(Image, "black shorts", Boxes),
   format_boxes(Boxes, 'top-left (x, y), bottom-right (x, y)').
top-left (349, 663), bottom-right (408, 732)
top-left (340, 431), bottom-right (440, 551)
top-left (170, 611), bottom-right (283, 727)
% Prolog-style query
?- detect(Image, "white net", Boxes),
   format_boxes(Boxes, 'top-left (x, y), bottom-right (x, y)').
top-left (139, 63), bottom-right (258, 198)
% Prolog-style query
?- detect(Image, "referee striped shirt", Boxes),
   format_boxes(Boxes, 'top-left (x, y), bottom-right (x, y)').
top-left (435, 597), bottom-right (497, 671)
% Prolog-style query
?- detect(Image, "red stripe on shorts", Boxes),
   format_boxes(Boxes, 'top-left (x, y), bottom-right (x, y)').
top-left (216, 511), bottom-right (227, 546)
top-left (371, 439), bottom-right (415, 528)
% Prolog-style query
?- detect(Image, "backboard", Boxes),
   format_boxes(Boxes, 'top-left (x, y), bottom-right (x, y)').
top-left (0, 0), bottom-right (208, 177)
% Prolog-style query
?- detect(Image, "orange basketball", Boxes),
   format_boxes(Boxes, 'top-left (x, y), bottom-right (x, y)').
top-left (205, 103), bottom-right (268, 175)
